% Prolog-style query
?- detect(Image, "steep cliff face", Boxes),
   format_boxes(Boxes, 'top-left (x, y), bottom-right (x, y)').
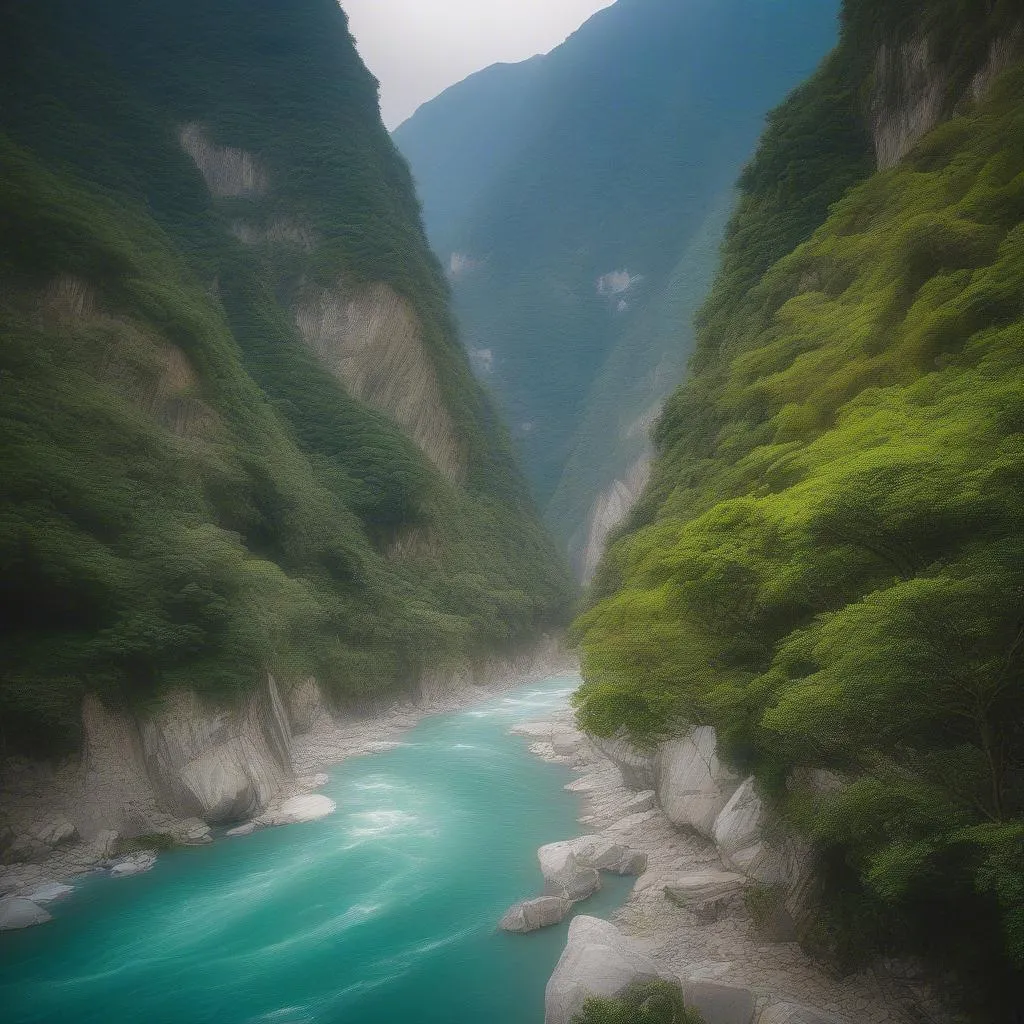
top-left (0, 0), bottom-right (572, 788)
top-left (574, 0), bottom-right (1024, 1012)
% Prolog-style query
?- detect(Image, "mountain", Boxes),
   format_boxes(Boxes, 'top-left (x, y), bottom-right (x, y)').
top-left (394, 0), bottom-right (842, 575)
top-left (572, 0), bottom-right (1024, 1013)
top-left (0, 0), bottom-right (573, 765)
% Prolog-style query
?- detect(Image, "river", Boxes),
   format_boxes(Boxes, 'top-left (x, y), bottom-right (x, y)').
top-left (0, 675), bottom-right (631, 1024)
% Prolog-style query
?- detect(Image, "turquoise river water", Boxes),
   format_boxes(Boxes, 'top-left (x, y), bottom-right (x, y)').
top-left (0, 675), bottom-right (631, 1024)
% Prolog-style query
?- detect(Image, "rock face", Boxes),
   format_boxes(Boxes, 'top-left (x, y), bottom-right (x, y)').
top-left (580, 454), bottom-right (652, 583)
top-left (142, 675), bottom-right (294, 825)
top-left (499, 896), bottom-right (571, 934)
top-left (713, 777), bottom-right (787, 884)
top-left (545, 916), bottom-right (674, 1024)
top-left (656, 727), bottom-right (739, 837)
top-left (663, 870), bottom-right (746, 913)
top-left (0, 897), bottom-right (51, 931)
top-left (296, 280), bottom-right (467, 483)
top-left (587, 731), bottom-right (657, 791)
top-left (179, 123), bottom-right (269, 197)
top-left (544, 860), bottom-right (601, 902)
top-left (870, 26), bottom-right (1023, 169)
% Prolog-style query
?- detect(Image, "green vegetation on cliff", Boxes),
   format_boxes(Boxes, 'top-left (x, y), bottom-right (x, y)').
top-left (573, 0), bottom-right (1024, 1013)
top-left (0, 0), bottom-right (572, 756)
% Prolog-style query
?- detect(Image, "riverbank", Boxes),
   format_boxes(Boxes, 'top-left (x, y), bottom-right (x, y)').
top-left (514, 709), bottom-right (939, 1024)
top-left (0, 639), bottom-right (577, 909)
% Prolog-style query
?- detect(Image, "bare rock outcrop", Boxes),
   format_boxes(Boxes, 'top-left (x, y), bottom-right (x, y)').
top-left (179, 124), bottom-right (269, 197)
top-left (871, 25), bottom-right (1023, 169)
top-left (545, 916), bottom-right (676, 1024)
top-left (580, 454), bottom-right (652, 583)
top-left (656, 727), bottom-right (739, 837)
top-left (499, 896), bottom-right (571, 934)
top-left (296, 280), bottom-right (467, 483)
top-left (0, 897), bottom-right (51, 931)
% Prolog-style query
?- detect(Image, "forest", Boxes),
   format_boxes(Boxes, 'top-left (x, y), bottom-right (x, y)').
top-left (0, 0), bottom-right (572, 757)
top-left (572, 0), bottom-right (1024, 1013)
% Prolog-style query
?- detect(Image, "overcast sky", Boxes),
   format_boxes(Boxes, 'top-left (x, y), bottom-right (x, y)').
top-left (343, 0), bottom-right (615, 129)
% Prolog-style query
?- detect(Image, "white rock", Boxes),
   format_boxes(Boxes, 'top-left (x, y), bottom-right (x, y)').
top-left (663, 870), bottom-right (746, 908)
top-left (712, 776), bottom-right (788, 884)
top-left (0, 897), bottom-right (51, 931)
top-left (656, 727), bottom-right (739, 837)
top-left (511, 721), bottom-right (559, 740)
top-left (545, 916), bottom-right (674, 1024)
top-left (268, 794), bottom-right (336, 826)
top-left (567, 836), bottom-right (647, 876)
top-left (499, 896), bottom-right (571, 933)
top-left (298, 773), bottom-right (329, 790)
top-left (586, 731), bottom-right (657, 790)
top-left (28, 882), bottom-right (73, 903)
top-left (110, 852), bottom-right (157, 878)
top-left (544, 860), bottom-right (601, 902)
top-left (226, 821), bottom-right (259, 837)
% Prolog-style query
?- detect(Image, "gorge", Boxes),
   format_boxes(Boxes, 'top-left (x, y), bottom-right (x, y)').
top-left (2, 0), bottom-right (1024, 1022)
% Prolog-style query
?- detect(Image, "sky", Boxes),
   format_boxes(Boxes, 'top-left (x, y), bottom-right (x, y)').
top-left (343, 0), bottom-right (616, 129)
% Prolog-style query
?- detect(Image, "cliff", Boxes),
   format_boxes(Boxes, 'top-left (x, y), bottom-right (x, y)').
top-left (573, 0), bottom-right (1024, 1015)
top-left (0, 0), bottom-right (572, 837)
top-left (395, 0), bottom-right (843, 573)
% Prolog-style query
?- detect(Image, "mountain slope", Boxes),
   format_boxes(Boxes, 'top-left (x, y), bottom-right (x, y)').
top-left (395, 0), bottom-right (842, 573)
top-left (0, 0), bottom-right (572, 758)
top-left (573, 0), bottom-right (1024, 1012)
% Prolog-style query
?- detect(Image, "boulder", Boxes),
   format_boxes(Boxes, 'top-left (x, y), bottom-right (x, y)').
top-left (266, 794), bottom-right (336, 826)
top-left (37, 817), bottom-right (78, 847)
top-left (544, 861), bottom-right (601, 902)
top-left (226, 821), bottom-right (258, 837)
top-left (759, 1002), bottom-right (847, 1024)
top-left (0, 897), bottom-right (52, 931)
top-left (569, 836), bottom-right (647, 876)
top-left (656, 727), bottom-right (739, 837)
top-left (545, 916), bottom-right (674, 1024)
top-left (499, 896), bottom-right (571, 933)
top-left (28, 882), bottom-right (74, 903)
top-left (680, 981), bottom-right (756, 1024)
top-left (663, 870), bottom-right (746, 911)
top-left (110, 851), bottom-right (157, 878)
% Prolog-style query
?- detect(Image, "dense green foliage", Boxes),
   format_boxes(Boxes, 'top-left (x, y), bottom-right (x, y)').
top-left (574, 1), bottom-right (1024, 1014)
top-left (396, 0), bottom-right (841, 568)
top-left (0, 0), bottom-right (572, 756)
top-left (572, 981), bottom-right (704, 1024)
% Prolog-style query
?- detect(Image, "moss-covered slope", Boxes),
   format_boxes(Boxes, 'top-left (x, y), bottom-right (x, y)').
top-left (0, 0), bottom-right (573, 757)
top-left (573, 0), bottom-right (1024, 1013)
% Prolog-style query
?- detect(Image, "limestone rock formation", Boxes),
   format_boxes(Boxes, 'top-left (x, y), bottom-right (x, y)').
top-left (656, 727), bottom-right (739, 837)
top-left (295, 281), bottom-right (467, 483)
top-left (110, 852), bottom-right (157, 878)
top-left (545, 916), bottom-right (675, 1024)
top-left (499, 896), bottom-right (571, 934)
top-left (585, 731), bottom-right (657, 791)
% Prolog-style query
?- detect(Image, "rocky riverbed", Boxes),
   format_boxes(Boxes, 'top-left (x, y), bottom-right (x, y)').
top-left (511, 710), bottom-right (950, 1024)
